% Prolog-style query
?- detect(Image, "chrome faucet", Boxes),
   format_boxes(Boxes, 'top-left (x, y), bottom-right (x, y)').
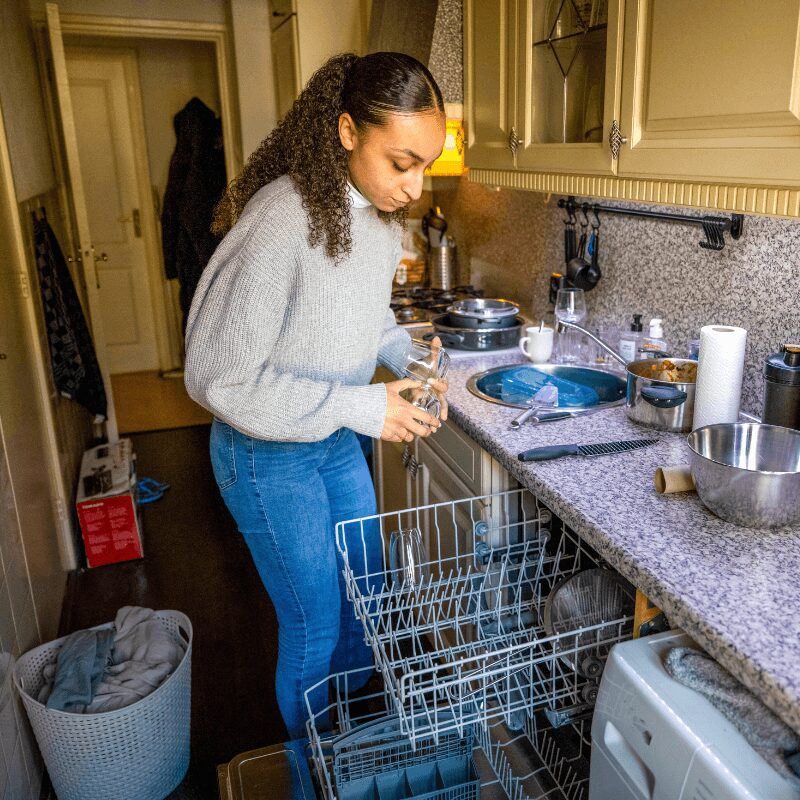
top-left (555, 319), bottom-right (629, 367)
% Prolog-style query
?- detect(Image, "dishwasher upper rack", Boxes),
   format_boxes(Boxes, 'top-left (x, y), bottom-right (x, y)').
top-left (335, 489), bottom-right (634, 747)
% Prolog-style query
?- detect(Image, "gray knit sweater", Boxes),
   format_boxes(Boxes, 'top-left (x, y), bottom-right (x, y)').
top-left (184, 175), bottom-right (410, 441)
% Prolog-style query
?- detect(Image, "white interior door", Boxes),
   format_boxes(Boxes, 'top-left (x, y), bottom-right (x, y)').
top-left (64, 49), bottom-right (161, 375)
top-left (45, 2), bottom-right (118, 442)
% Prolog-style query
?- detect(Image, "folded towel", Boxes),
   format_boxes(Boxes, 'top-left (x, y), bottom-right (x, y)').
top-left (665, 646), bottom-right (800, 787)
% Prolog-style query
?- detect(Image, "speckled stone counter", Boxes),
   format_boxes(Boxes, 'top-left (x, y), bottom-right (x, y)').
top-left (441, 350), bottom-right (800, 734)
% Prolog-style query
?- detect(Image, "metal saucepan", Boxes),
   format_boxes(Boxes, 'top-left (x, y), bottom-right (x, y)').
top-left (687, 423), bottom-right (800, 528)
top-left (626, 358), bottom-right (698, 433)
top-left (425, 314), bottom-right (524, 350)
top-left (446, 298), bottom-right (520, 328)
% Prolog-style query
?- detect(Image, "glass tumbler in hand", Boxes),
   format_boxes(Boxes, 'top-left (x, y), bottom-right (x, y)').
top-left (400, 338), bottom-right (451, 384)
top-left (554, 287), bottom-right (587, 364)
top-left (389, 527), bottom-right (430, 591)
top-left (399, 339), bottom-right (448, 462)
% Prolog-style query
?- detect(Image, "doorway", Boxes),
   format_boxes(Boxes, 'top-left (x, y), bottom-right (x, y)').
top-left (65, 47), bottom-right (163, 375)
top-left (40, 5), bottom-right (240, 436)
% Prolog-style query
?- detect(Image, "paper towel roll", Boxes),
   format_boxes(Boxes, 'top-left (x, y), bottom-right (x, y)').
top-left (692, 325), bottom-right (747, 430)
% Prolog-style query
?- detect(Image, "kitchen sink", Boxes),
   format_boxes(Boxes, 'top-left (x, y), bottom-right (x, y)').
top-left (467, 364), bottom-right (627, 410)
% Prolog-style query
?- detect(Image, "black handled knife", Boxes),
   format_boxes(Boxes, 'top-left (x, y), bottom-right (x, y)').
top-left (518, 438), bottom-right (658, 462)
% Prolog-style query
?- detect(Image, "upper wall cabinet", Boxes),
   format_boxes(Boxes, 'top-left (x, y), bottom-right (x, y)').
top-left (619, 0), bottom-right (800, 185)
top-left (466, 0), bottom-right (800, 187)
top-left (515, 0), bottom-right (625, 174)
top-left (464, 0), bottom-right (518, 170)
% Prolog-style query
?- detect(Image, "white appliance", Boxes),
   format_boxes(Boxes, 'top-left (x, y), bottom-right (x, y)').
top-left (590, 630), bottom-right (799, 800)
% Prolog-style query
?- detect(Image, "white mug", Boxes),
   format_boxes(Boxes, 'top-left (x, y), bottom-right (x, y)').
top-left (519, 326), bottom-right (554, 363)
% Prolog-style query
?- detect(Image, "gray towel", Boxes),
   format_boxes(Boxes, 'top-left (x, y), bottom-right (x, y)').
top-left (40, 628), bottom-right (114, 710)
top-left (665, 646), bottom-right (800, 788)
top-left (84, 606), bottom-right (185, 713)
top-left (38, 607), bottom-right (185, 714)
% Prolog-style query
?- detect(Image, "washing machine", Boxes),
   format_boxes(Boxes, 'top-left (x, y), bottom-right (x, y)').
top-left (589, 630), bottom-right (800, 800)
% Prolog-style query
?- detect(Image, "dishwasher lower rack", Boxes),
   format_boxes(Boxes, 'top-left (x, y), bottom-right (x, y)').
top-left (306, 667), bottom-right (593, 800)
top-left (335, 489), bottom-right (633, 747)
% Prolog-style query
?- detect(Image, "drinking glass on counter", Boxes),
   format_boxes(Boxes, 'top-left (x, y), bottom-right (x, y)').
top-left (554, 287), bottom-right (587, 364)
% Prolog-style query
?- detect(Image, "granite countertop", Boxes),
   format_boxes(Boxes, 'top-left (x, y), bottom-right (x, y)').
top-left (441, 350), bottom-right (800, 734)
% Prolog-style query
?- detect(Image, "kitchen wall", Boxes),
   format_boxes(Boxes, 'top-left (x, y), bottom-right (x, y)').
top-left (433, 178), bottom-right (800, 417)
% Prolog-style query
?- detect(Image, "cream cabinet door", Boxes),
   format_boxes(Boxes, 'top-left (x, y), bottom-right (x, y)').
top-left (619, 0), bottom-right (800, 185)
top-left (464, 0), bottom-right (519, 170)
top-left (515, 0), bottom-right (625, 174)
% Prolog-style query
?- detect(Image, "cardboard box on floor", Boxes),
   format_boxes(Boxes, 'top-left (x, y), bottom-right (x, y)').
top-left (76, 439), bottom-right (143, 567)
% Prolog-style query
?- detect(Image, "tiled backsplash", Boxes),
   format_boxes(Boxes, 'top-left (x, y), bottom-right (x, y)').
top-left (433, 178), bottom-right (800, 416)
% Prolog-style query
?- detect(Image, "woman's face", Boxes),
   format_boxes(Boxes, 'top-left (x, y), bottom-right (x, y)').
top-left (339, 111), bottom-right (446, 213)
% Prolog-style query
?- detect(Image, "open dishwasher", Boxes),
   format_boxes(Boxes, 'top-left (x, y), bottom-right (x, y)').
top-left (306, 488), bottom-right (637, 800)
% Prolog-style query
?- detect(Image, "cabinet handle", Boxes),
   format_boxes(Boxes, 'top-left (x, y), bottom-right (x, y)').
top-left (609, 120), bottom-right (627, 160)
top-left (508, 127), bottom-right (522, 156)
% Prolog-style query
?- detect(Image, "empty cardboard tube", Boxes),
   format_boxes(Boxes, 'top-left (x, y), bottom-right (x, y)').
top-left (655, 465), bottom-right (696, 494)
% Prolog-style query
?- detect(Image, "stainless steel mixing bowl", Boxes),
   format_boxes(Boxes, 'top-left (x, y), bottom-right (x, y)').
top-left (687, 423), bottom-right (800, 528)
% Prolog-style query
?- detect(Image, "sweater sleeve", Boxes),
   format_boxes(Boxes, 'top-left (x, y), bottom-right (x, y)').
top-left (376, 308), bottom-right (412, 377)
top-left (184, 252), bottom-right (388, 442)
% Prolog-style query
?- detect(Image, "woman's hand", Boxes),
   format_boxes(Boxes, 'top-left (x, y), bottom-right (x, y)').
top-left (381, 378), bottom-right (441, 442)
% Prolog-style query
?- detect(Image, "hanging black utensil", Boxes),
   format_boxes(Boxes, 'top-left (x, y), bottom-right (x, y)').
top-left (564, 209), bottom-right (577, 265)
top-left (587, 209), bottom-right (602, 285)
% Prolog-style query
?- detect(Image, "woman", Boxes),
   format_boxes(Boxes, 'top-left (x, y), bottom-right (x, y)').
top-left (184, 52), bottom-right (448, 738)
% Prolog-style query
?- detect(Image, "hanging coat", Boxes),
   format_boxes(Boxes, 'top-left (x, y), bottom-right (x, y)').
top-left (32, 214), bottom-right (108, 421)
top-left (161, 97), bottom-right (227, 331)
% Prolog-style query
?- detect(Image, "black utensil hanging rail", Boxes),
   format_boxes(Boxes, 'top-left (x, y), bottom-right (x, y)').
top-left (558, 196), bottom-right (744, 251)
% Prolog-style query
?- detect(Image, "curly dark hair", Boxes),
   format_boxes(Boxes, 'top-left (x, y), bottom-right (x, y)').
top-left (212, 52), bottom-right (444, 260)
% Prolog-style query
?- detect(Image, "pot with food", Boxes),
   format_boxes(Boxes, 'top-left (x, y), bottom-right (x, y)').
top-left (625, 358), bottom-right (698, 432)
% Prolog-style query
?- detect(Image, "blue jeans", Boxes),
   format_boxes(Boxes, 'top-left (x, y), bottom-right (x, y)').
top-left (209, 420), bottom-right (382, 738)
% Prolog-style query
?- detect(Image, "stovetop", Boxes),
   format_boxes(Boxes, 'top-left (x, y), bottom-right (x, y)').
top-left (391, 285), bottom-right (484, 325)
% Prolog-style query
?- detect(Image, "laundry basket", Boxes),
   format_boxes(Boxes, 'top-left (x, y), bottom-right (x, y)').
top-left (13, 610), bottom-right (192, 800)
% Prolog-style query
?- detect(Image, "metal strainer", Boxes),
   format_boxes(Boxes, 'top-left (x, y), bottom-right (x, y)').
top-left (543, 568), bottom-right (635, 677)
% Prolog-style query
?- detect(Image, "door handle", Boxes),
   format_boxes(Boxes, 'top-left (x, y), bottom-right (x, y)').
top-left (132, 208), bottom-right (141, 237)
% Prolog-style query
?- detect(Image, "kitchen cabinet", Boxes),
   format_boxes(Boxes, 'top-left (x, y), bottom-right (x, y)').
top-left (515, 0), bottom-right (625, 175)
top-left (268, 0), bottom-right (364, 120)
top-left (466, 0), bottom-right (800, 190)
top-left (463, 0), bottom-right (518, 171)
top-left (373, 418), bottom-right (514, 515)
top-left (618, 0), bottom-right (800, 185)
top-left (466, 0), bottom-right (624, 176)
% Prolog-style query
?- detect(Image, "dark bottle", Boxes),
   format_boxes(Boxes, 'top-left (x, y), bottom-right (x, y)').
top-left (762, 344), bottom-right (800, 430)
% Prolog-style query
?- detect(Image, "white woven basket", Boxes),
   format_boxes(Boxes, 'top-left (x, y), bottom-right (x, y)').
top-left (13, 610), bottom-right (192, 800)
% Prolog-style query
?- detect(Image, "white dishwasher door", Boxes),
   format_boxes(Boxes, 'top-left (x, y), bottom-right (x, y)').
top-left (590, 630), bottom-right (799, 800)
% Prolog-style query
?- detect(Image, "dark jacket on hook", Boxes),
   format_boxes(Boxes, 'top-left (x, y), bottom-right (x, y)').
top-left (161, 97), bottom-right (226, 330)
top-left (32, 213), bottom-right (108, 421)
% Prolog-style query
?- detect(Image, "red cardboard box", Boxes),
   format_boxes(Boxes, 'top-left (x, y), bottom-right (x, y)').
top-left (76, 439), bottom-right (143, 567)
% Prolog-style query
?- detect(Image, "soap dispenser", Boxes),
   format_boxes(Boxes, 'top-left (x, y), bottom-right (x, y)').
top-left (762, 344), bottom-right (800, 430)
top-left (618, 314), bottom-right (644, 362)
top-left (640, 318), bottom-right (669, 359)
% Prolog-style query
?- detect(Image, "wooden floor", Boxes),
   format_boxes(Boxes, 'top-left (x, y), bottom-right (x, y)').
top-left (60, 425), bottom-right (285, 799)
top-left (110, 370), bottom-right (212, 434)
